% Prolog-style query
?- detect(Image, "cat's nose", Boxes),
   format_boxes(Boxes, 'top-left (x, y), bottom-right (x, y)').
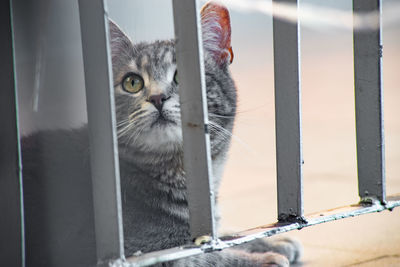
top-left (148, 93), bottom-right (168, 112)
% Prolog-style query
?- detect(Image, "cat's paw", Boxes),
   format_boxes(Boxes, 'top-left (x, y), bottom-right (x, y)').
top-left (237, 236), bottom-right (302, 264)
top-left (268, 237), bottom-right (302, 264)
top-left (259, 251), bottom-right (290, 267)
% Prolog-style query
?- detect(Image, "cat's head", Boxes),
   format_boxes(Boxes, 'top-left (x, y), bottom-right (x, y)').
top-left (110, 2), bottom-right (236, 154)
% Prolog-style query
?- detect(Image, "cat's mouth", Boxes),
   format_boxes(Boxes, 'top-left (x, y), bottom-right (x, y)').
top-left (150, 114), bottom-right (177, 128)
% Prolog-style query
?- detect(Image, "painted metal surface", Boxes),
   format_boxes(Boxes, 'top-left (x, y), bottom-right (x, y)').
top-left (353, 0), bottom-right (385, 203)
top-left (118, 195), bottom-right (400, 267)
top-left (78, 0), bottom-right (124, 263)
top-left (0, 2), bottom-right (24, 266)
top-left (272, 0), bottom-right (304, 221)
top-left (172, 0), bottom-right (217, 240)
top-left (12, 0), bottom-right (97, 265)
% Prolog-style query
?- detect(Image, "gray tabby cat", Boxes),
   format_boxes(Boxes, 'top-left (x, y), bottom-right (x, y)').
top-left (110, 2), bottom-right (301, 266)
top-left (21, 1), bottom-right (301, 266)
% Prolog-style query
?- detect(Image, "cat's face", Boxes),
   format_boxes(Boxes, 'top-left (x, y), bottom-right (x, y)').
top-left (110, 2), bottom-right (236, 154)
top-left (113, 40), bottom-right (182, 151)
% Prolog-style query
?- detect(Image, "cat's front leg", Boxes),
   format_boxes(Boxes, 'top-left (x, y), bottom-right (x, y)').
top-left (164, 249), bottom-right (290, 267)
top-left (235, 237), bottom-right (302, 264)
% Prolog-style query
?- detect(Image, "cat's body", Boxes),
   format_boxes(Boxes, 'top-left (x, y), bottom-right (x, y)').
top-left (22, 2), bottom-right (301, 266)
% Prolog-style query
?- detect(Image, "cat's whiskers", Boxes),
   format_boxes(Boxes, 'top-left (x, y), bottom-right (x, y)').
top-left (117, 121), bottom-right (132, 131)
top-left (208, 120), bottom-right (256, 155)
top-left (117, 119), bottom-right (135, 138)
top-left (119, 111), bottom-right (152, 140)
top-left (117, 122), bottom-right (130, 129)
top-left (208, 113), bottom-right (235, 119)
top-left (127, 123), bottom-right (147, 148)
top-left (125, 130), bottom-right (138, 148)
top-left (208, 122), bottom-right (233, 143)
top-left (118, 125), bottom-right (133, 139)
top-left (129, 108), bottom-right (147, 121)
top-left (235, 104), bottom-right (268, 115)
top-left (124, 126), bottom-right (138, 148)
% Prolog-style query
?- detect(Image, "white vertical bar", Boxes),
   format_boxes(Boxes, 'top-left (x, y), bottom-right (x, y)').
top-left (78, 0), bottom-right (124, 263)
top-left (0, 1), bottom-right (24, 265)
top-left (172, 0), bottom-right (217, 240)
top-left (353, 0), bottom-right (385, 203)
top-left (272, 0), bottom-right (304, 221)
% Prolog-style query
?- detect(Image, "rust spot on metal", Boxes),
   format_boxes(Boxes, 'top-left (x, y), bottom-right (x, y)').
top-left (278, 214), bottom-right (308, 224)
top-left (187, 122), bottom-right (200, 128)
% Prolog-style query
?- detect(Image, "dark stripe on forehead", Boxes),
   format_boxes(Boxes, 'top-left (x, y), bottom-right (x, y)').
top-left (127, 40), bottom-right (176, 82)
top-left (136, 53), bottom-right (144, 69)
top-left (149, 43), bottom-right (174, 80)
top-left (159, 47), bottom-right (171, 65)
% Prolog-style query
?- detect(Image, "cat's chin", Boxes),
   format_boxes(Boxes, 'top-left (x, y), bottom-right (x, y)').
top-left (141, 123), bottom-right (183, 152)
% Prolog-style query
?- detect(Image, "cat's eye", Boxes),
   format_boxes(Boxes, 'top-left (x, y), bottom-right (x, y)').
top-left (122, 73), bottom-right (144, 94)
top-left (173, 70), bottom-right (178, 84)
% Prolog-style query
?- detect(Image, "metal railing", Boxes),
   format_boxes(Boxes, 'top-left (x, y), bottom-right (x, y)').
top-left (2, 0), bottom-right (399, 266)
top-left (122, 1), bottom-right (400, 265)
top-left (79, 0), bottom-right (125, 263)
top-left (0, 1), bottom-right (24, 266)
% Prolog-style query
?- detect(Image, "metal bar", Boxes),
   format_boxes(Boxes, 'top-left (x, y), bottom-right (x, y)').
top-left (78, 0), bottom-right (124, 264)
top-left (125, 247), bottom-right (203, 267)
top-left (272, 0), bottom-right (304, 221)
top-left (172, 0), bottom-right (217, 239)
top-left (0, 1), bottom-right (24, 266)
top-left (119, 194), bottom-right (400, 267)
top-left (353, 0), bottom-right (385, 203)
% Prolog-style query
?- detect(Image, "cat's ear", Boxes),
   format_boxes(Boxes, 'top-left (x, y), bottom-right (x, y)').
top-left (108, 19), bottom-right (133, 58)
top-left (200, 1), bottom-right (234, 65)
